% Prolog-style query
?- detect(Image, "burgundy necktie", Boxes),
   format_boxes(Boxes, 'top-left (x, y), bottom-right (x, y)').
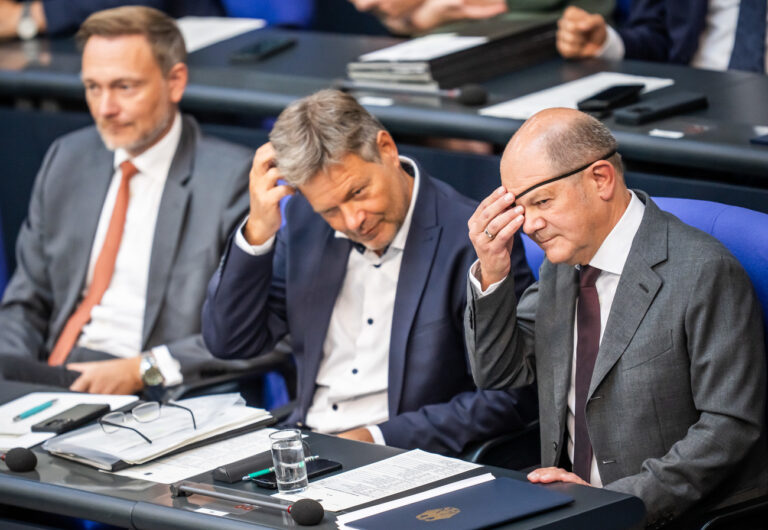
top-left (573, 265), bottom-right (602, 482)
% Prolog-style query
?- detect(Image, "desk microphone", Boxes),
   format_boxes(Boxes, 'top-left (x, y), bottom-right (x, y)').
top-left (1, 447), bottom-right (37, 472)
top-left (334, 79), bottom-right (489, 106)
top-left (170, 482), bottom-right (324, 526)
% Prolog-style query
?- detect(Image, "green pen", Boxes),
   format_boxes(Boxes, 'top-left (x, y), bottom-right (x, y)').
top-left (241, 455), bottom-right (319, 481)
top-left (13, 398), bottom-right (58, 422)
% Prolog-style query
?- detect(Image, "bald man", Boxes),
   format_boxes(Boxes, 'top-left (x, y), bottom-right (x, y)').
top-left (464, 108), bottom-right (767, 526)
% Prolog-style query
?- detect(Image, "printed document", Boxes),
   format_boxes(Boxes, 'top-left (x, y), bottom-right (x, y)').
top-left (360, 34), bottom-right (488, 62)
top-left (480, 72), bottom-right (674, 120)
top-left (274, 449), bottom-right (481, 512)
top-left (177, 17), bottom-right (265, 53)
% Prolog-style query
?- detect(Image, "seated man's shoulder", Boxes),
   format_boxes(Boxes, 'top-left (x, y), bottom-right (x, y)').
top-left (428, 176), bottom-right (478, 220)
top-left (663, 211), bottom-right (742, 268)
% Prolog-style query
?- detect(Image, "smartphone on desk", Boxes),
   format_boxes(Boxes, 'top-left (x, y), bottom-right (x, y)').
top-left (253, 458), bottom-right (342, 489)
top-left (577, 84), bottom-right (645, 111)
top-left (230, 37), bottom-right (297, 63)
top-left (31, 403), bottom-right (110, 434)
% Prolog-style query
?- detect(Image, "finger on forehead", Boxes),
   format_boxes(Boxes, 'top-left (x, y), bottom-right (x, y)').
top-left (477, 186), bottom-right (506, 210)
top-left (479, 190), bottom-right (516, 223)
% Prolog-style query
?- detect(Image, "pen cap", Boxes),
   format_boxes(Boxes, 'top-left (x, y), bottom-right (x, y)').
top-left (213, 451), bottom-right (274, 483)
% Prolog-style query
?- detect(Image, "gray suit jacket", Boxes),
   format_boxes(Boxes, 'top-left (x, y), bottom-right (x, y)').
top-left (466, 192), bottom-right (767, 527)
top-left (0, 115), bottom-right (251, 376)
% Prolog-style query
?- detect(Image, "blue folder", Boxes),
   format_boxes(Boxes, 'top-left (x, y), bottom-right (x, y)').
top-left (348, 477), bottom-right (573, 530)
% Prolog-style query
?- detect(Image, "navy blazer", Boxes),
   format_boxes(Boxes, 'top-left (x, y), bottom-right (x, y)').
top-left (618, 0), bottom-right (708, 64)
top-left (203, 164), bottom-right (537, 454)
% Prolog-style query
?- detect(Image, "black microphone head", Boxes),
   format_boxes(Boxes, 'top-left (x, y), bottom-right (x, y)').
top-left (4, 447), bottom-right (37, 472)
top-left (288, 498), bottom-right (324, 526)
top-left (457, 84), bottom-right (488, 106)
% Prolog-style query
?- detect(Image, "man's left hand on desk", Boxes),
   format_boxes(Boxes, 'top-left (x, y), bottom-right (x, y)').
top-left (337, 427), bottom-right (375, 443)
top-left (527, 467), bottom-right (591, 487)
top-left (67, 357), bottom-right (143, 394)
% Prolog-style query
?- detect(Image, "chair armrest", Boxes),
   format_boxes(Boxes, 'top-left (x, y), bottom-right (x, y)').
top-left (460, 420), bottom-right (541, 470)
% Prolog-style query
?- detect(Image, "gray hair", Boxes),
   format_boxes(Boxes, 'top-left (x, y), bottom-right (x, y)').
top-left (546, 112), bottom-right (622, 176)
top-left (269, 90), bottom-right (385, 186)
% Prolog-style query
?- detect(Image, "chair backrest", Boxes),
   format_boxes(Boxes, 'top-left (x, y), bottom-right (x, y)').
top-left (521, 196), bottom-right (768, 351)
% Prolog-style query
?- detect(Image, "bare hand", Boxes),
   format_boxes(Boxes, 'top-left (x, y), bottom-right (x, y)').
top-left (0, 0), bottom-right (23, 39)
top-left (467, 186), bottom-right (524, 290)
top-left (67, 357), bottom-right (143, 395)
top-left (409, 0), bottom-right (507, 32)
top-left (556, 6), bottom-right (607, 59)
top-left (243, 142), bottom-right (295, 246)
top-left (349, 0), bottom-right (425, 18)
top-left (527, 467), bottom-right (591, 486)
top-left (337, 427), bottom-right (375, 443)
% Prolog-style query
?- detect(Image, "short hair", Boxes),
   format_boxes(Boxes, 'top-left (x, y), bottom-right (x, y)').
top-left (76, 6), bottom-right (187, 75)
top-left (269, 89), bottom-right (385, 186)
top-left (545, 112), bottom-right (622, 176)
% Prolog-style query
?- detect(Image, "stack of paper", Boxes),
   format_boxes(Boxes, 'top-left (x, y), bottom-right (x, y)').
top-left (43, 393), bottom-right (272, 471)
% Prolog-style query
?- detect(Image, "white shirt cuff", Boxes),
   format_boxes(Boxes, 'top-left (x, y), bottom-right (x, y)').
top-left (150, 346), bottom-right (183, 387)
top-left (234, 216), bottom-right (275, 256)
top-left (597, 25), bottom-right (625, 60)
top-left (468, 260), bottom-right (506, 298)
top-left (367, 425), bottom-right (386, 445)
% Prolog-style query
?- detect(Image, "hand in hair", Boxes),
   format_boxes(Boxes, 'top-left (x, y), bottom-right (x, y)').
top-left (243, 142), bottom-right (295, 246)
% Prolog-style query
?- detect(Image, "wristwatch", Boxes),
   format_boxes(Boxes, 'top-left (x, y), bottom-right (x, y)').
top-left (140, 352), bottom-right (165, 387)
top-left (17, 2), bottom-right (39, 41)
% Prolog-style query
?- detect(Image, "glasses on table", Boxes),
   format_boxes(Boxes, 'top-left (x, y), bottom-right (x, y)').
top-left (98, 401), bottom-right (197, 444)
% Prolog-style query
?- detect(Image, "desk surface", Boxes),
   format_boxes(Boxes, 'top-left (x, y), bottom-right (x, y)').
top-left (0, 384), bottom-right (644, 530)
top-left (1, 29), bottom-right (768, 182)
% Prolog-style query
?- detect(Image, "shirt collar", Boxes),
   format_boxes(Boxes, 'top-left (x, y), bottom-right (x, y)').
top-left (334, 155), bottom-right (420, 255)
top-left (588, 190), bottom-right (645, 276)
top-left (113, 112), bottom-right (182, 181)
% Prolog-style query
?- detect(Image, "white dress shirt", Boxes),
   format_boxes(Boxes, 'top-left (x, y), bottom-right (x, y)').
top-left (76, 112), bottom-right (183, 385)
top-left (471, 191), bottom-right (645, 486)
top-left (598, 0), bottom-right (768, 72)
top-left (235, 156), bottom-right (420, 444)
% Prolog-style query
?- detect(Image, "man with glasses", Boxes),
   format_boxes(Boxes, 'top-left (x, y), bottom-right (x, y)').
top-left (465, 107), bottom-right (767, 526)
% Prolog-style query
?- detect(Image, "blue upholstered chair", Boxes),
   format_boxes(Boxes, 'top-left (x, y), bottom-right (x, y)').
top-left (521, 197), bottom-right (768, 528)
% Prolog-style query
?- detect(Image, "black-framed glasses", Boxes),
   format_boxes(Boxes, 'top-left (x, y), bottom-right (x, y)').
top-left (98, 401), bottom-right (197, 444)
top-left (513, 149), bottom-right (617, 204)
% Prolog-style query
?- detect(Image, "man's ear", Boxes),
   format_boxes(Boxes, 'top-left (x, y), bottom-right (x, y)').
top-left (376, 130), bottom-right (399, 166)
top-left (166, 62), bottom-right (188, 104)
top-left (590, 159), bottom-right (617, 201)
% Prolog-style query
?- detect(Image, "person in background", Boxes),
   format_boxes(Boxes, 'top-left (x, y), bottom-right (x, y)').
top-left (202, 89), bottom-right (539, 455)
top-left (0, 6), bottom-right (251, 395)
top-left (557, 0), bottom-right (768, 73)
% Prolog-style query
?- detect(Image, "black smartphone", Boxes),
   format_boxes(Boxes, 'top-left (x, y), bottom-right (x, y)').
top-left (613, 91), bottom-right (708, 125)
top-left (577, 84), bottom-right (645, 111)
top-left (253, 458), bottom-right (342, 489)
top-left (31, 403), bottom-right (110, 434)
top-left (229, 37), bottom-right (297, 63)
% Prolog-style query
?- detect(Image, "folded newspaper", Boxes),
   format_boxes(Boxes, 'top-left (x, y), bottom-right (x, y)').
top-left (43, 393), bottom-right (273, 471)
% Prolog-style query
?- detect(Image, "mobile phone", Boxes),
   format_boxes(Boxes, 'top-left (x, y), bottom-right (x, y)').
top-left (253, 458), bottom-right (342, 489)
top-left (31, 403), bottom-right (110, 434)
top-left (229, 37), bottom-right (297, 63)
top-left (613, 91), bottom-right (708, 125)
top-left (577, 84), bottom-right (645, 111)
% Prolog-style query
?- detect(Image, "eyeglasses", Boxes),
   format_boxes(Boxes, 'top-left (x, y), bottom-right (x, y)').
top-left (513, 149), bottom-right (617, 204)
top-left (99, 401), bottom-right (197, 444)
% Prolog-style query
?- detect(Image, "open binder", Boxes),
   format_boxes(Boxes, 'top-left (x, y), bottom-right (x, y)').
top-left (42, 394), bottom-right (274, 471)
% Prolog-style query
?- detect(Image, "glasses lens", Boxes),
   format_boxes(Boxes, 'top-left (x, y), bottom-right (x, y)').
top-left (100, 412), bottom-right (125, 433)
top-left (133, 402), bottom-right (160, 423)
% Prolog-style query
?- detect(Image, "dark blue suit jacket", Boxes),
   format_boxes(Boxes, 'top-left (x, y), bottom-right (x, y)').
top-left (202, 165), bottom-right (537, 455)
top-left (618, 0), bottom-right (708, 64)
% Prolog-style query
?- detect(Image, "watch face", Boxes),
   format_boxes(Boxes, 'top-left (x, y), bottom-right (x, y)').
top-left (143, 366), bottom-right (164, 387)
top-left (18, 17), bottom-right (38, 41)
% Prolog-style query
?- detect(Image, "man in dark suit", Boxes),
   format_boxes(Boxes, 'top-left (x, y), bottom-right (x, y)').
top-left (202, 89), bottom-right (537, 454)
top-left (465, 107), bottom-right (767, 526)
top-left (557, 0), bottom-right (767, 72)
top-left (0, 6), bottom-right (251, 394)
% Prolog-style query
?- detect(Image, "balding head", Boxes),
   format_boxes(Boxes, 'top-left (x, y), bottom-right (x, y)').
top-left (500, 108), bottom-right (631, 266)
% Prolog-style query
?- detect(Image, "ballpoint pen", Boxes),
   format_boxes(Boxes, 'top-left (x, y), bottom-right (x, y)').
top-left (12, 399), bottom-right (58, 422)
top-left (242, 455), bottom-right (320, 481)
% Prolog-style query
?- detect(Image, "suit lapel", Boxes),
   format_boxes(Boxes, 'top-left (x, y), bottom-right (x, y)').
top-left (388, 171), bottom-right (441, 414)
top-left (141, 116), bottom-right (195, 347)
top-left (550, 265), bottom-right (579, 431)
top-left (300, 231), bottom-right (352, 401)
top-left (589, 195), bottom-right (668, 396)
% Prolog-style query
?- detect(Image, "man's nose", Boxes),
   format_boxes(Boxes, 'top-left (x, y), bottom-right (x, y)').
top-left (97, 91), bottom-right (119, 118)
top-left (340, 204), bottom-right (365, 232)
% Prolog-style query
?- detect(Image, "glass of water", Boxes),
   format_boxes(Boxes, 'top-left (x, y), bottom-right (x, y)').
top-left (269, 429), bottom-right (308, 494)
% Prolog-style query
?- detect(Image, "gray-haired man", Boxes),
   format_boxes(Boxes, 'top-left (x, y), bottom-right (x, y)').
top-left (203, 89), bottom-right (538, 454)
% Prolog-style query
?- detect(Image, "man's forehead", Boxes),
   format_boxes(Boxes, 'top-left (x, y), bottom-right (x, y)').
top-left (500, 154), bottom-right (554, 197)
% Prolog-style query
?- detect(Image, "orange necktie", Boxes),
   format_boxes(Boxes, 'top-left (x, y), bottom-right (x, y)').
top-left (48, 160), bottom-right (139, 366)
